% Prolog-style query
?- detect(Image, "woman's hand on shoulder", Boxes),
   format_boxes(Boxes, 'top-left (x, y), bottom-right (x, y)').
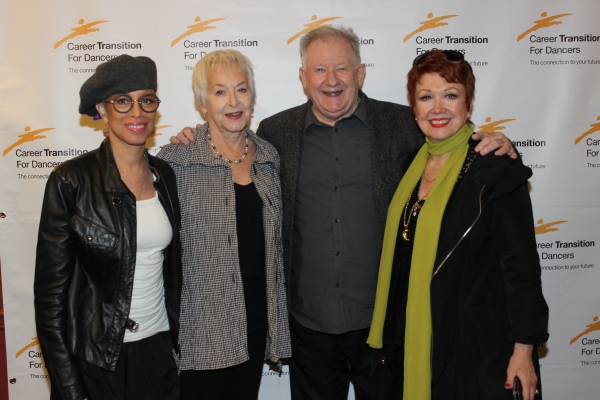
top-left (505, 343), bottom-right (538, 400)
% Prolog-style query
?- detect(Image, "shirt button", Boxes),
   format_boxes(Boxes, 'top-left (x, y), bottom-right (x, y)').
top-left (336, 283), bottom-right (340, 288)
top-left (335, 251), bottom-right (340, 256)
top-left (334, 187), bottom-right (338, 191)
top-left (85, 235), bottom-right (93, 243)
top-left (335, 218), bottom-right (339, 223)
top-left (334, 128), bottom-right (338, 133)
top-left (335, 157), bottom-right (339, 161)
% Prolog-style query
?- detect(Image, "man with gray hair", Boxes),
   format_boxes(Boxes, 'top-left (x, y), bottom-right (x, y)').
top-left (174, 25), bottom-right (514, 400)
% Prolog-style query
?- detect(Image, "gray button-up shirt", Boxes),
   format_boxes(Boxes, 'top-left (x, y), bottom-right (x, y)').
top-left (290, 95), bottom-right (381, 334)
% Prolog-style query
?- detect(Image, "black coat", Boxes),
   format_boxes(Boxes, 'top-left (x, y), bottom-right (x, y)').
top-left (34, 139), bottom-right (182, 400)
top-left (429, 143), bottom-right (549, 399)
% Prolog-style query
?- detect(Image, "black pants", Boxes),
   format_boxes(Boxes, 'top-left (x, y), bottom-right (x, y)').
top-left (369, 345), bottom-right (403, 400)
top-left (180, 325), bottom-right (268, 400)
top-left (289, 315), bottom-right (372, 400)
top-left (78, 331), bottom-right (179, 400)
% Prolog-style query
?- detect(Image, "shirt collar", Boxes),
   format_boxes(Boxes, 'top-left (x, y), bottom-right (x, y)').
top-left (303, 90), bottom-right (368, 131)
top-left (158, 123), bottom-right (279, 169)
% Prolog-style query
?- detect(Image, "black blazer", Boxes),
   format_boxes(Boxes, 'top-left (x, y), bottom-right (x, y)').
top-left (257, 91), bottom-right (424, 284)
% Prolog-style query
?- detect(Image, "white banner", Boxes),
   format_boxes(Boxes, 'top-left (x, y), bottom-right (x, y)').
top-left (1, 0), bottom-right (599, 398)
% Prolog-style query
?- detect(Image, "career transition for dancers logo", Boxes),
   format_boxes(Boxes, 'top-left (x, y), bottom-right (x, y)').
top-left (402, 12), bottom-right (489, 53)
top-left (16, 337), bottom-right (40, 359)
top-left (517, 12), bottom-right (572, 42)
top-left (518, 11), bottom-right (600, 59)
top-left (3, 126), bottom-right (54, 156)
top-left (479, 116), bottom-right (547, 157)
top-left (148, 125), bottom-right (171, 140)
top-left (4, 126), bottom-right (91, 172)
top-left (171, 16), bottom-right (259, 56)
top-left (574, 115), bottom-right (600, 145)
top-left (403, 13), bottom-right (458, 43)
top-left (287, 15), bottom-right (343, 45)
top-left (171, 16), bottom-right (226, 47)
top-left (54, 19), bottom-right (109, 49)
top-left (535, 219), bottom-right (568, 235)
top-left (477, 117), bottom-right (516, 133)
top-left (15, 337), bottom-right (46, 376)
top-left (570, 316), bottom-right (600, 345)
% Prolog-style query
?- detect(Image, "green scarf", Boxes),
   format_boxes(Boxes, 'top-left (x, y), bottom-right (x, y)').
top-left (367, 124), bottom-right (473, 399)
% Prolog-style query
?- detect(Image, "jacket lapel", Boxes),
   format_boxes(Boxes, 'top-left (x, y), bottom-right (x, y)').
top-left (365, 95), bottom-right (387, 232)
top-left (281, 104), bottom-right (308, 207)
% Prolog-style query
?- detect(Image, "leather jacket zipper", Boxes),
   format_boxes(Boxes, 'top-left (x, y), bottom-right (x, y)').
top-left (432, 184), bottom-right (485, 277)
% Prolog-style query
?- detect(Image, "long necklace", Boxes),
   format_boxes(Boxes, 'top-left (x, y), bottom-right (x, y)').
top-left (206, 126), bottom-right (249, 164)
top-left (401, 182), bottom-right (431, 241)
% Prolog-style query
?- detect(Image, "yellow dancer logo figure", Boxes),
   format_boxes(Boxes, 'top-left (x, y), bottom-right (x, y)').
top-left (570, 316), bottom-right (600, 345)
top-left (574, 115), bottom-right (600, 145)
top-left (15, 337), bottom-right (39, 358)
top-left (148, 125), bottom-right (171, 140)
top-left (171, 16), bottom-right (226, 47)
top-left (54, 19), bottom-right (109, 49)
top-left (403, 13), bottom-right (458, 43)
top-left (3, 126), bottom-right (54, 156)
top-left (534, 219), bottom-right (567, 235)
top-left (287, 15), bottom-right (342, 45)
top-left (478, 117), bottom-right (516, 133)
top-left (517, 12), bottom-right (572, 42)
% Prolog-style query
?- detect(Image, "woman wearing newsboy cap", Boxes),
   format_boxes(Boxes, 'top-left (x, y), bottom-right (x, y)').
top-left (34, 54), bottom-right (182, 400)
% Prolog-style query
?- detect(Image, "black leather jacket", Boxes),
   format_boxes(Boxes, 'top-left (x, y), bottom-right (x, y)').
top-left (34, 139), bottom-right (182, 400)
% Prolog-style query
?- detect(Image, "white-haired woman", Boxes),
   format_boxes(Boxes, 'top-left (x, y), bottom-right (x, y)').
top-left (158, 49), bottom-right (290, 400)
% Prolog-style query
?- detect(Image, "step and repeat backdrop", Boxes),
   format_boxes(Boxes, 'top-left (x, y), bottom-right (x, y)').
top-left (1, 0), bottom-right (599, 398)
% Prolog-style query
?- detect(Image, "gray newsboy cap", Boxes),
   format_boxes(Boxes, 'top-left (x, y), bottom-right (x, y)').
top-left (79, 54), bottom-right (157, 117)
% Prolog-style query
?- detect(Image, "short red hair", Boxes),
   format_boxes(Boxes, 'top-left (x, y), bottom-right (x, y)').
top-left (407, 50), bottom-right (475, 125)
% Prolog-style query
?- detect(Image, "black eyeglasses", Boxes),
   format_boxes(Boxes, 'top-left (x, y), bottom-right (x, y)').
top-left (413, 50), bottom-right (465, 67)
top-left (104, 94), bottom-right (161, 114)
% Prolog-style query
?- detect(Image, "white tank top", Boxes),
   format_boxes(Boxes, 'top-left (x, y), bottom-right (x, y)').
top-left (124, 193), bottom-right (172, 342)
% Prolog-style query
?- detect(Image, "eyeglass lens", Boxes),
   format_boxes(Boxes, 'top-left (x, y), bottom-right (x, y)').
top-left (109, 95), bottom-right (160, 113)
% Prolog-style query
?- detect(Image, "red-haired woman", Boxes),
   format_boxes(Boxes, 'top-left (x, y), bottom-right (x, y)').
top-left (368, 50), bottom-right (549, 400)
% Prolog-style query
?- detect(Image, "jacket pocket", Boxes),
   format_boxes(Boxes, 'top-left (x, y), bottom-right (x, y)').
top-left (68, 215), bottom-right (118, 248)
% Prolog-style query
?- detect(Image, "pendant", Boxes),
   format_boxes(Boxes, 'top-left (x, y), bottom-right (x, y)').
top-left (402, 229), bottom-right (410, 241)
